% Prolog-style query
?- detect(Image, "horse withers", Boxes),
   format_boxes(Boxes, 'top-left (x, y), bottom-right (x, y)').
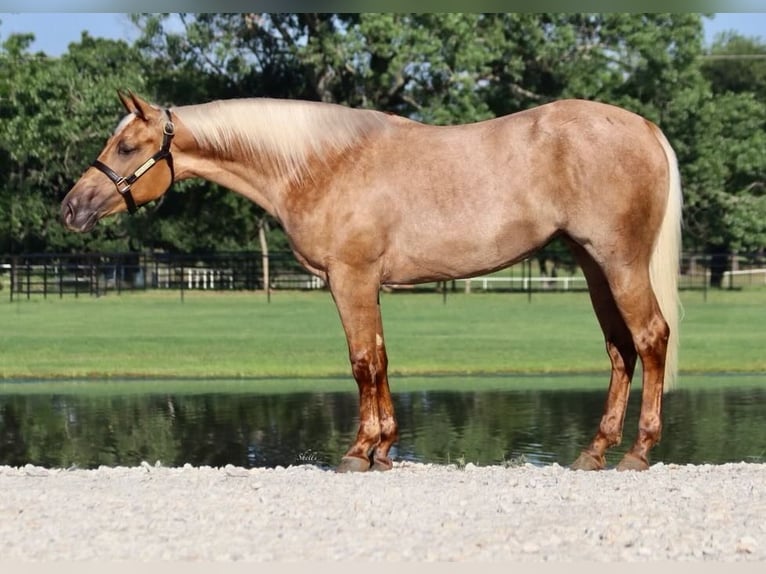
top-left (62, 91), bottom-right (682, 472)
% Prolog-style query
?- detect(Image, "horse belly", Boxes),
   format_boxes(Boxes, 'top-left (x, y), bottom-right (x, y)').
top-left (382, 209), bottom-right (557, 284)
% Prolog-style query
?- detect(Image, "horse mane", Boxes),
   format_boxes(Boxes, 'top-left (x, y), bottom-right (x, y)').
top-left (172, 98), bottom-right (390, 182)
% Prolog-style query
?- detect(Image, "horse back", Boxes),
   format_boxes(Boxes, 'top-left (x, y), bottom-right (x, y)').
top-left (284, 99), bottom-right (670, 284)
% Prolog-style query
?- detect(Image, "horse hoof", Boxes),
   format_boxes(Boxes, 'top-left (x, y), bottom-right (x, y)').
top-left (616, 453), bottom-right (649, 471)
top-left (370, 457), bottom-right (393, 472)
top-left (336, 456), bottom-right (370, 473)
top-left (570, 451), bottom-right (605, 471)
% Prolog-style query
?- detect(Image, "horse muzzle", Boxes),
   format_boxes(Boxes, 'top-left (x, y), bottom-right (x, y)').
top-left (61, 195), bottom-right (100, 233)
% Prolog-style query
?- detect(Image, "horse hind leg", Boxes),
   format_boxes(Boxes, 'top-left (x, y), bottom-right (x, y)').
top-left (576, 248), bottom-right (670, 472)
top-left (610, 276), bottom-right (670, 471)
top-left (566, 240), bottom-right (638, 471)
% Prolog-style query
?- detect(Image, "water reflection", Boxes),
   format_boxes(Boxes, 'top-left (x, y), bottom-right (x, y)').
top-left (0, 380), bottom-right (764, 469)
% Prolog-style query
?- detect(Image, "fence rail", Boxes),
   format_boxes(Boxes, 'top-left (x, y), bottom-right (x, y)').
top-left (0, 251), bottom-right (317, 301)
top-left (1, 250), bottom-right (764, 301)
top-left (460, 275), bottom-right (587, 291)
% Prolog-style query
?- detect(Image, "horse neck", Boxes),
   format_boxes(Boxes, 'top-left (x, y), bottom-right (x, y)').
top-left (171, 99), bottom-right (389, 219)
top-left (171, 138), bottom-right (287, 219)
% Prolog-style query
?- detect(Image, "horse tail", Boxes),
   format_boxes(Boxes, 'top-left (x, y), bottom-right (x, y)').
top-left (649, 124), bottom-right (683, 391)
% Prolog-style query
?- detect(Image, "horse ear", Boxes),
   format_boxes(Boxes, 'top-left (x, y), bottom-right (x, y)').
top-left (126, 90), bottom-right (153, 121)
top-left (117, 89), bottom-right (133, 114)
top-left (117, 90), bottom-right (152, 121)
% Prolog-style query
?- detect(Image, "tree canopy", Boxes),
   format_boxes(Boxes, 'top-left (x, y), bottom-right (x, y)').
top-left (0, 13), bottom-right (763, 261)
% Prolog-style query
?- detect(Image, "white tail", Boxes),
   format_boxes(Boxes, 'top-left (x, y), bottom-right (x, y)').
top-left (649, 126), bottom-right (683, 391)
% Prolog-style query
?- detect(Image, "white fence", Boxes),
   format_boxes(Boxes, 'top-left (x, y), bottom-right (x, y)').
top-left (721, 268), bottom-right (766, 286)
top-left (460, 275), bottom-right (587, 291)
top-left (4, 251), bottom-right (763, 300)
top-left (154, 267), bottom-right (234, 290)
top-left (154, 267), bottom-right (325, 290)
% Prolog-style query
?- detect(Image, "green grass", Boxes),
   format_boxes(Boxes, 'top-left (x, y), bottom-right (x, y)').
top-left (1, 288), bottom-right (764, 381)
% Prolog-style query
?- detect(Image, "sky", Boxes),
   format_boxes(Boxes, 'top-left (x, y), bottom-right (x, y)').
top-left (0, 12), bottom-right (765, 56)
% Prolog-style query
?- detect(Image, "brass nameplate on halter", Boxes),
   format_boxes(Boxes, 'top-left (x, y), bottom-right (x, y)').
top-left (134, 158), bottom-right (157, 178)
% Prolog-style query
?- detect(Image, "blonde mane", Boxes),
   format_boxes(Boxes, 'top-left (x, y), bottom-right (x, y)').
top-left (173, 98), bottom-right (389, 182)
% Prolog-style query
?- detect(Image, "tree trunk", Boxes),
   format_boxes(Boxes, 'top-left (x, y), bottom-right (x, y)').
top-left (258, 218), bottom-right (271, 303)
top-left (708, 248), bottom-right (730, 289)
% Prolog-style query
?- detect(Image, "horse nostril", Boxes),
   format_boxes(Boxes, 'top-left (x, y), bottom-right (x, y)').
top-left (62, 200), bottom-right (75, 225)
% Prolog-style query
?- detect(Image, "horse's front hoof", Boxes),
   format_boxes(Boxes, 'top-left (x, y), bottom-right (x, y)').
top-left (370, 457), bottom-right (393, 472)
top-left (616, 452), bottom-right (649, 471)
top-left (570, 451), bottom-right (605, 471)
top-left (336, 456), bottom-right (371, 473)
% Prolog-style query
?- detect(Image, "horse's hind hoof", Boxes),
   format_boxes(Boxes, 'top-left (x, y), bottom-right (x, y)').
top-left (616, 452), bottom-right (650, 471)
top-left (370, 457), bottom-right (393, 472)
top-left (336, 456), bottom-right (371, 473)
top-left (570, 451), bottom-right (605, 471)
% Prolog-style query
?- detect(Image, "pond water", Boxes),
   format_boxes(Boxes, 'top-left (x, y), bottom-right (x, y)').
top-left (0, 375), bottom-right (763, 470)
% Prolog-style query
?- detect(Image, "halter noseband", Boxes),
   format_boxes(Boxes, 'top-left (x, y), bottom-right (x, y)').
top-left (91, 109), bottom-right (175, 215)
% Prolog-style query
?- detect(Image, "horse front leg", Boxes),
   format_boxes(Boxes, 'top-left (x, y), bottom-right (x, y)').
top-left (329, 266), bottom-right (398, 473)
top-left (369, 337), bottom-right (397, 471)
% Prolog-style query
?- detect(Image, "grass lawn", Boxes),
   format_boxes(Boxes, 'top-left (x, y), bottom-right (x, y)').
top-left (0, 288), bottom-right (764, 381)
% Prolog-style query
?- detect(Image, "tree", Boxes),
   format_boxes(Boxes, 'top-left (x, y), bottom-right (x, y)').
top-left (702, 31), bottom-right (766, 99)
top-left (681, 32), bottom-right (766, 285)
top-left (4, 13), bottom-right (763, 266)
top-left (0, 31), bottom-right (152, 253)
top-left (130, 13), bottom-right (713, 265)
top-left (132, 13), bottom-right (706, 122)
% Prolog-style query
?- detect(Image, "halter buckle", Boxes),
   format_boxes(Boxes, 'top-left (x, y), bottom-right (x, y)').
top-left (115, 177), bottom-right (131, 195)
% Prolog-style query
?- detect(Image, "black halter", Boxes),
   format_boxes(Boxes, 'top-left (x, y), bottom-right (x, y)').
top-left (91, 109), bottom-right (175, 214)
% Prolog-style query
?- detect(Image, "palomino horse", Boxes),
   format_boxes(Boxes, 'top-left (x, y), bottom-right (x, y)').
top-left (62, 91), bottom-right (681, 472)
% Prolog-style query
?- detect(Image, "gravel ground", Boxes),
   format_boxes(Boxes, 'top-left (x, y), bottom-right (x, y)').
top-left (0, 461), bottom-right (763, 562)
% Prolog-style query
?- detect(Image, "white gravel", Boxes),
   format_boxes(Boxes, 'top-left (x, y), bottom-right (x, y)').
top-left (0, 461), bottom-right (763, 562)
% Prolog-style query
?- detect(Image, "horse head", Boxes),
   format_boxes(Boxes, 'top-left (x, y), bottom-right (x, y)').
top-left (61, 91), bottom-right (176, 232)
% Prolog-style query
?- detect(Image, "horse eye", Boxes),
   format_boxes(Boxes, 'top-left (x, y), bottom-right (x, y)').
top-left (117, 141), bottom-right (136, 155)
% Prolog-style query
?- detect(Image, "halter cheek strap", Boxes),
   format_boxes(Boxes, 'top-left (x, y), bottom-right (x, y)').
top-left (91, 109), bottom-right (175, 215)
